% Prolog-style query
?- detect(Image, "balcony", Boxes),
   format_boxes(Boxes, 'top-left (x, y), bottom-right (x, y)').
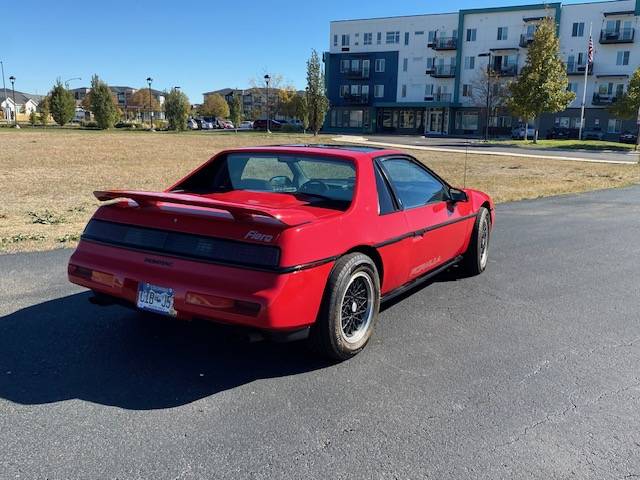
top-left (519, 33), bottom-right (535, 48)
top-left (430, 65), bottom-right (456, 78)
top-left (599, 27), bottom-right (635, 44)
top-left (566, 62), bottom-right (593, 75)
top-left (424, 93), bottom-right (453, 102)
top-left (342, 93), bottom-right (370, 105)
top-left (429, 36), bottom-right (458, 50)
top-left (592, 93), bottom-right (621, 105)
top-left (344, 68), bottom-right (370, 79)
top-left (490, 65), bottom-right (518, 77)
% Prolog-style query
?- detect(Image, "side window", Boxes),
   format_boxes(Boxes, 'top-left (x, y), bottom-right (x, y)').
top-left (382, 158), bottom-right (447, 208)
top-left (374, 164), bottom-right (396, 214)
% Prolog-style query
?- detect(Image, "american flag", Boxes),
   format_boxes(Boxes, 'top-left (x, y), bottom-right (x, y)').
top-left (587, 36), bottom-right (594, 64)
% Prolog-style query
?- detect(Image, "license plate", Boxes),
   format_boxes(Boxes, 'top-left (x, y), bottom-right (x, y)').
top-left (137, 282), bottom-right (176, 316)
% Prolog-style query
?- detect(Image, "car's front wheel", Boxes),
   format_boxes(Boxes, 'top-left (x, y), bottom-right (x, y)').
top-left (310, 253), bottom-right (380, 361)
top-left (462, 207), bottom-right (491, 276)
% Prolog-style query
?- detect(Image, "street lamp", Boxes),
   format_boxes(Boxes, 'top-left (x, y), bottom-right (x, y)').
top-left (64, 77), bottom-right (81, 89)
top-left (146, 76), bottom-right (154, 130)
top-left (479, 52), bottom-right (492, 142)
top-left (264, 74), bottom-right (271, 133)
top-left (9, 75), bottom-right (18, 128)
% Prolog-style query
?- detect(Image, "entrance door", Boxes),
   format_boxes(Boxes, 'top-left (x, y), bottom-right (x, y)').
top-left (428, 111), bottom-right (443, 133)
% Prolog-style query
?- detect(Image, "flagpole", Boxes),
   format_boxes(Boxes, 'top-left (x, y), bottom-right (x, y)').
top-left (578, 22), bottom-right (593, 141)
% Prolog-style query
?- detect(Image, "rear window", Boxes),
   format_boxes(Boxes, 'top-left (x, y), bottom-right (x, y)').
top-left (175, 153), bottom-right (357, 209)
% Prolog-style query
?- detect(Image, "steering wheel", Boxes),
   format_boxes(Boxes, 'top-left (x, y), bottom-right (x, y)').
top-left (299, 179), bottom-right (329, 194)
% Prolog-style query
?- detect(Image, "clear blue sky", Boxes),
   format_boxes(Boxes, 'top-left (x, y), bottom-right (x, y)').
top-left (3, 0), bottom-right (597, 103)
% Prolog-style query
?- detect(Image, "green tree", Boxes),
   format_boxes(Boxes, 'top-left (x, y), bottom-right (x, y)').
top-left (305, 49), bottom-right (329, 135)
top-left (201, 93), bottom-right (230, 118)
top-left (39, 96), bottom-right (50, 126)
top-left (508, 18), bottom-right (574, 142)
top-left (89, 75), bottom-right (119, 129)
top-left (48, 79), bottom-right (75, 126)
top-left (29, 110), bottom-right (37, 126)
top-left (292, 93), bottom-right (309, 132)
top-left (228, 93), bottom-right (243, 129)
top-left (609, 67), bottom-right (640, 120)
top-left (164, 89), bottom-right (191, 131)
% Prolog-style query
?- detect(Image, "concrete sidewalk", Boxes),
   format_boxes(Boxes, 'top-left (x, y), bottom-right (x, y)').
top-left (334, 134), bottom-right (639, 165)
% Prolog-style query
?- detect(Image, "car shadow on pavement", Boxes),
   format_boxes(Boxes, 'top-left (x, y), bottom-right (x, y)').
top-left (0, 292), bottom-right (331, 410)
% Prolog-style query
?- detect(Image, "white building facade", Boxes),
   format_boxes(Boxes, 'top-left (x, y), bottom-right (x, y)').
top-left (325, 0), bottom-right (640, 138)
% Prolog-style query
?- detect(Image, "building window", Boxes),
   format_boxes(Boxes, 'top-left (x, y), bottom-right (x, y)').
top-left (607, 118), bottom-right (622, 133)
top-left (386, 31), bottom-right (400, 44)
top-left (462, 84), bottom-right (473, 97)
top-left (402, 58), bottom-right (408, 72)
top-left (426, 57), bottom-right (435, 69)
top-left (333, 35), bottom-right (338, 47)
top-left (464, 56), bottom-right (475, 70)
top-left (354, 33), bottom-right (360, 45)
top-left (340, 59), bottom-right (349, 72)
top-left (428, 31), bottom-right (436, 43)
top-left (425, 84), bottom-right (434, 96)
top-left (616, 51), bottom-right (630, 66)
top-left (497, 27), bottom-right (508, 41)
top-left (456, 111), bottom-right (479, 130)
top-left (466, 28), bottom-right (477, 42)
top-left (375, 58), bottom-right (386, 72)
top-left (364, 32), bottom-right (372, 45)
top-left (404, 32), bottom-right (410, 45)
top-left (339, 85), bottom-right (349, 97)
top-left (374, 85), bottom-right (384, 98)
top-left (572, 22), bottom-right (585, 37)
top-left (567, 82), bottom-right (578, 93)
top-left (341, 34), bottom-right (350, 46)
top-left (415, 31), bottom-right (424, 35)
top-left (377, 32), bottom-right (382, 44)
top-left (401, 85), bottom-right (407, 97)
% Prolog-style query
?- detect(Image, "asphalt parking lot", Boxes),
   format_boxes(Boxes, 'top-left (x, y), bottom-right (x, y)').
top-left (1, 186), bottom-right (639, 479)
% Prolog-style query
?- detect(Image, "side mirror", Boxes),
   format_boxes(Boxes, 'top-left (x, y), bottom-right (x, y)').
top-left (448, 188), bottom-right (468, 203)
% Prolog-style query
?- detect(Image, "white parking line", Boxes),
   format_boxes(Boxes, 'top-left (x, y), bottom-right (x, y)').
top-left (333, 135), bottom-right (639, 165)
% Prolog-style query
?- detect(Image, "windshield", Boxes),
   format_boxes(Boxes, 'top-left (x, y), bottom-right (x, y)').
top-left (175, 153), bottom-right (357, 209)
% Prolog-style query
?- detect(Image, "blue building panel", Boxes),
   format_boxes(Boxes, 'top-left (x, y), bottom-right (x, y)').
top-left (326, 51), bottom-right (398, 107)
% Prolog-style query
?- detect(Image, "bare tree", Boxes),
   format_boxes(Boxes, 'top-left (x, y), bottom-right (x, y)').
top-left (469, 67), bottom-right (513, 134)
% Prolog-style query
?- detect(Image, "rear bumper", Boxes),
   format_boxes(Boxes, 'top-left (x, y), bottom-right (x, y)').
top-left (68, 240), bottom-right (333, 331)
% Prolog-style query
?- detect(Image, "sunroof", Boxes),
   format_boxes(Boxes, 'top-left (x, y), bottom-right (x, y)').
top-left (276, 144), bottom-right (387, 153)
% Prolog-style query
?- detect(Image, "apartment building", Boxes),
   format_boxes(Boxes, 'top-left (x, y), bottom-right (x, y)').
top-left (325, 0), bottom-right (640, 138)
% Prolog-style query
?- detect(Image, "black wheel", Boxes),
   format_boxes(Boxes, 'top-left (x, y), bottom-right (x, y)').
top-left (310, 253), bottom-right (380, 361)
top-left (462, 207), bottom-right (491, 276)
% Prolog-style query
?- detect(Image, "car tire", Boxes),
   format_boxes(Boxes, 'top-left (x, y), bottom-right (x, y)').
top-left (310, 253), bottom-right (380, 361)
top-left (462, 207), bottom-right (491, 276)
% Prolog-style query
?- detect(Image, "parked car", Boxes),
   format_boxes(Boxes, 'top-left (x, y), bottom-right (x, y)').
top-left (546, 127), bottom-right (578, 140)
top-left (187, 118), bottom-right (199, 130)
top-left (239, 121), bottom-right (254, 130)
top-left (220, 120), bottom-right (234, 129)
top-left (582, 128), bottom-right (605, 141)
top-left (253, 119), bottom-right (282, 131)
top-left (511, 125), bottom-right (536, 140)
top-left (68, 145), bottom-right (494, 360)
top-left (619, 131), bottom-right (638, 144)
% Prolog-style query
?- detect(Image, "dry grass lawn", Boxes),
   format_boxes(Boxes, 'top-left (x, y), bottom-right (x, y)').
top-left (1, 128), bottom-right (638, 253)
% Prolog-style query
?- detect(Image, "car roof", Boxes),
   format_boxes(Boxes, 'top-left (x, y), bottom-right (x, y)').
top-left (222, 144), bottom-right (403, 159)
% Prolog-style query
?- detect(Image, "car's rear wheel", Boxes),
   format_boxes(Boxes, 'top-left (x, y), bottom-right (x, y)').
top-left (310, 253), bottom-right (380, 361)
top-left (462, 207), bottom-right (491, 276)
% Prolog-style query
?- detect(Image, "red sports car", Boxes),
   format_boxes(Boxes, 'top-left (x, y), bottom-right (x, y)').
top-left (68, 145), bottom-right (494, 360)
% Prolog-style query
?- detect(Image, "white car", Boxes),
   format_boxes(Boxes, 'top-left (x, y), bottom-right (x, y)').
top-left (187, 118), bottom-right (198, 130)
top-left (511, 125), bottom-right (536, 140)
top-left (239, 121), bottom-right (254, 130)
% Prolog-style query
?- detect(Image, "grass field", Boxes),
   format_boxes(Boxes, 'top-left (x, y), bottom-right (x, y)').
top-left (491, 139), bottom-right (638, 152)
top-left (1, 128), bottom-right (638, 253)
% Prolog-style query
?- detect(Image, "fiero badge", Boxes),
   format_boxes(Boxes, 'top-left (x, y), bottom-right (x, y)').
top-left (245, 230), bottom-right (274, 243)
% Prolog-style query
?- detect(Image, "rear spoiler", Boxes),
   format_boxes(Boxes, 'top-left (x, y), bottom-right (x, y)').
top-left (94, 190), bottom-right (314, 226)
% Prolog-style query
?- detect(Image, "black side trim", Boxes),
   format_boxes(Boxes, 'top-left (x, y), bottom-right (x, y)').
top-left (381, 255), bottom-right (463, 303)
top-left (374, 212), bottom-right (478, 249)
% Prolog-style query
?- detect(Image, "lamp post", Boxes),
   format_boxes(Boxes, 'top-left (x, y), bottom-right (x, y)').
top-left (264, 74), bottom-right (271, 133)
top-left (9, 75), bottom-right (18, 128)
top-left (64, 77), bottom-right (81, 89)
top-left (479, 52), bottom-right (492, 141)
top-left (146, 77), bottom-right (154, 130)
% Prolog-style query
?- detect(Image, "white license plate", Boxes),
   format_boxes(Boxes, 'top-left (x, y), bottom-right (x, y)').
top-left (137, 282), bottom-right (176, 316)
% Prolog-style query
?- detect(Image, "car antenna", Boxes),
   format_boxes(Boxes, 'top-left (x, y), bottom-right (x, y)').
top-left (463, 141), bottom-right (469, 188)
